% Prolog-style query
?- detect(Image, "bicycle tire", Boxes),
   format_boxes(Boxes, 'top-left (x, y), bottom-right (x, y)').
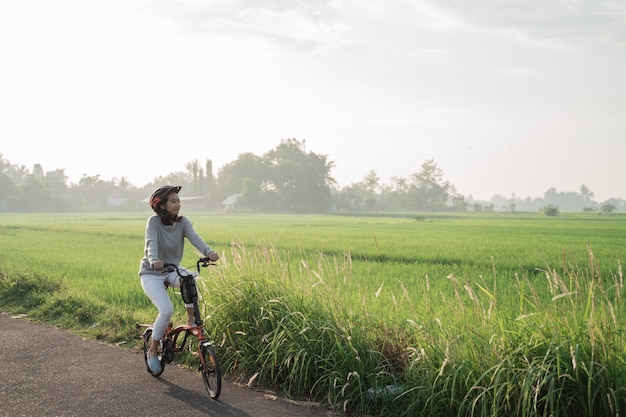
top-left (142, 328), bottom-right (165, 377)
top-left (199, 342), bottom-right (222, 399)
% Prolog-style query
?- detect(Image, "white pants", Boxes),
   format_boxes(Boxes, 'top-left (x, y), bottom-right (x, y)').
top-left (140, 268), bottom-right (195, 341)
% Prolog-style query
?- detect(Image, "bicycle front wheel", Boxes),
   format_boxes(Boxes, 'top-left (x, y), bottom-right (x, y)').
top-left (199, 342), bottom-right (222, 399)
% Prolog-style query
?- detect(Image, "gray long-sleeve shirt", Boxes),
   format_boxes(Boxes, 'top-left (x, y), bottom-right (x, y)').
top-left (138, 215), bottom-right (214, 276)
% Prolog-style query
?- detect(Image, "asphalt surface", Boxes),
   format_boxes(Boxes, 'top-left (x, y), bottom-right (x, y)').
top-left (0, 312), bottom-right (339, 417)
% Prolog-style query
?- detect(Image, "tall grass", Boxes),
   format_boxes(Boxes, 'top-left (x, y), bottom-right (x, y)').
top-left (197, 242), bottom-right (626, 416)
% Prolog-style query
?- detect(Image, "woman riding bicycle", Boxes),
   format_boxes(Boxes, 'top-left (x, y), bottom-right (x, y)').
top-left (139, 185), bottom-right (219, 374)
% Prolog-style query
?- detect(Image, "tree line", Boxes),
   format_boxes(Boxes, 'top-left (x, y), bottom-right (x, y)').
top-left (1, 139), bottom-right (624, 213)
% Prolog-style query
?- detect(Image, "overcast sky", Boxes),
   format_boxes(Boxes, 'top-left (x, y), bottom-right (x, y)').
top-left (1, 0), bottom-right (625, 201)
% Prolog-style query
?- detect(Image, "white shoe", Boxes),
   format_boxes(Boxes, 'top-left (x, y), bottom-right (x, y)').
top-left (148, 355), bottom-right (162, 373)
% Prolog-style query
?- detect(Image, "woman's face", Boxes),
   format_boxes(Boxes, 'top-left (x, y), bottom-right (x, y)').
top-left (163, 192), bottom-right (181, 217)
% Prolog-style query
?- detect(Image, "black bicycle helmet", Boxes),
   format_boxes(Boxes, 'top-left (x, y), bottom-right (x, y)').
top-left (149, 185), bottom-right (182, 211)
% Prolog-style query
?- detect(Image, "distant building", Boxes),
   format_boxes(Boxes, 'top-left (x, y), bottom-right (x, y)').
top-left (107, 189), bottom-right (130, 208)
top-left (222, 193), bottom-right (242, 212)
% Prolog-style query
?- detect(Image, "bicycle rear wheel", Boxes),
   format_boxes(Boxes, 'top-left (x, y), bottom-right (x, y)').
top-left (199, 342), bottom-right (221, 399)
top-left (142, 328), bottom-right (165, 377)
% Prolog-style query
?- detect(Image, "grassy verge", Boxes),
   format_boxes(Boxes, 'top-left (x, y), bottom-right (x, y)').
top-left (0, 268), bottom-right (143, 344)
top-left (192, 243), bottom-right (626, 416)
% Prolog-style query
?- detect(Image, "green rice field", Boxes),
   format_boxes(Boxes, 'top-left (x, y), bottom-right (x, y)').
top-left (1, 212), bottom-right (626, 416)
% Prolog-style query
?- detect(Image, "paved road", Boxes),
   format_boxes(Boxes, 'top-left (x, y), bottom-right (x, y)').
top-left (0, 312), bottom-right (339, 417)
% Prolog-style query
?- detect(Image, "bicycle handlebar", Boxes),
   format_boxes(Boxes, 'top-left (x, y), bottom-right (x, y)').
top-left (196, 257), bottom-right (215, 269)
top-left (163, 257), bottom-right (217, 274)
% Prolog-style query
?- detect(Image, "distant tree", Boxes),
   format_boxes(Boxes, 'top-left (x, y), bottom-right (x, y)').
top-left (408, 160), bottom-right (453, 211)
top-left (153, 171), bottom-right (189, 189)
top-left (541, 204), bottom-right (560, 216)
top-left (42, 168), bottom-right (70, 211)
top-left (217, 152), bottom-right (267, 198)
top-left (32, 163), bottom-right (44, 179)
top-left (240, 177), bottom-right (262, 210)
top-left (335, 183), bottom-right (363, 211)
top-left (205, 159), bottom-right (214, 193)
top-left (336, 171), bottom-right (382, 211)
top-left (542, 186), bottom-right (596, 212)
top-left (15, 166), bottom-right (71, 212)
top-left (0, 155), bottom-right (17, 211)
top-left (263, 139), bottom-right (335, 212)
top-left (362, 170), bottom-right (381, 193)
top-left (380, 176), bottom-right (410, 210)
top-left (580, 184), bottom-right (594, 202)
top-left (17, 174), bottom-right (47, 211)
top-left (361, 170), bottom-right (381, 209)
top-left (115, 177), bottom-right (131, 191)
top-left (507, 202), bottom-right (516, 213)
top-left (0, 172), bottom-right (14, 210)
top-left (600, 198), bottom-right (625, 213)
top-left (186, 159), bottom-right (201, 195)
top-left (450, 191), bottom-right (469, 212)
top-left (600, 203), bottom-right (616, 214)
top-left (74, 175), bottom-right (108, 210)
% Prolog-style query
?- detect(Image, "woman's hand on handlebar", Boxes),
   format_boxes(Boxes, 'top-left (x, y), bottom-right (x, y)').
top-left (151, 260), bottom-right (165, 271)
top-left (207, 251), bottom-right (219, 262)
